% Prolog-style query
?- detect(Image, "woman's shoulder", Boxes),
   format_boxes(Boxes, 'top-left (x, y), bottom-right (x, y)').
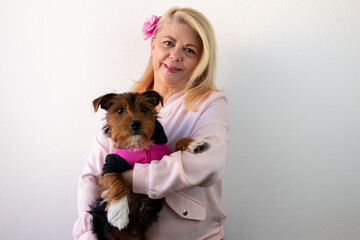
top-left (207, 90), bottom-right (227, 101)
top-left (199, 90), bottom-right (228, 109)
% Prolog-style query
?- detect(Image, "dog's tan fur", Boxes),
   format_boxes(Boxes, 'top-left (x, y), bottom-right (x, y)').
top-left (99, 173), bottom-right (130, 205)
top-left (91, 91), bottom-right (209, 239)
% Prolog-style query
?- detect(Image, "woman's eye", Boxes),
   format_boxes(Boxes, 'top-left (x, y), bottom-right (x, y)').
top-left (185, 48), bottom-right (195, 54)
top-left (117, 108), bottom-right (125, 114)
top-left (164, 41), bottom-right (173, 46)
top-left (140, 107), bottom-right (147, 113)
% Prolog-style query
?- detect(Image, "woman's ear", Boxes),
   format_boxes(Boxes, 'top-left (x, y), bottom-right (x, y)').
top-left (150, 37), bottom-right (155, 56)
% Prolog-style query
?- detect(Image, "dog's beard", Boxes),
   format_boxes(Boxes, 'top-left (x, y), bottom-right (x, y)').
top-left (129, 135), bottom-right (149, 150)
top-left (114, 135), bottom-right (151, 150)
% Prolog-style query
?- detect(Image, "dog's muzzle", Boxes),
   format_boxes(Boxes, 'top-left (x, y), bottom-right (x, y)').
top-left (130, 121), bottom-right (141, 134)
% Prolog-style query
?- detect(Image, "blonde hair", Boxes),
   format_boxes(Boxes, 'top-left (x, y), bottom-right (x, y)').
top-left (131, 6), bottom-right (218, 111)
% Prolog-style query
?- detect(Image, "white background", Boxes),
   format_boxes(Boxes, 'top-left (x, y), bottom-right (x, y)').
top-left (1, 0), bottom-right (359, 239)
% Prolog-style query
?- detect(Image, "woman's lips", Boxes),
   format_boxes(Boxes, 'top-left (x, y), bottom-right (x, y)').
top-left (163, 64), bottom-right (182, 73)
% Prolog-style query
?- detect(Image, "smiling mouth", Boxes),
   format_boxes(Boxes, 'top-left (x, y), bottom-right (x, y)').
top-left (164, 64), bottom-right (182, 73)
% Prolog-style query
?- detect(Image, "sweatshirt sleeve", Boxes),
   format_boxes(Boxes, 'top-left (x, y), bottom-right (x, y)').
top-left (133, 93), bottom-right (229, 199)
top-left (73, 131), bottom-right (111, 240)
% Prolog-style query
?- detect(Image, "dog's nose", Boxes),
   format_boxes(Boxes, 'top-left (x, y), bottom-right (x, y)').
top-left (130, 121), bottom-right (141, 132)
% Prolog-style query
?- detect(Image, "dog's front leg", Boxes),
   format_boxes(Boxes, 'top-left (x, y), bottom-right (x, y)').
top-left (175, 137), bottom-right (210, 153)
top-left (107, 196), bottom-right (130, 230)
top-left (100, 173), bottom-right (131, 230)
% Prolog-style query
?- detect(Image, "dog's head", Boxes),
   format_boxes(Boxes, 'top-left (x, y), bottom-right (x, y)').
top-left (93, 91), bottom-right (163, 149)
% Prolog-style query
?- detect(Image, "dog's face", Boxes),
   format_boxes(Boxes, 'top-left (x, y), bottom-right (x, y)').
top-left (93, 91), bottom-right (163, 149)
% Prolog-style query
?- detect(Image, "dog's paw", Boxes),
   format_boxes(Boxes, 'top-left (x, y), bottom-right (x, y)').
top-left (186, 138), bottom-right (209, 154)
top-left (107, 197), bottom-right (129, 230)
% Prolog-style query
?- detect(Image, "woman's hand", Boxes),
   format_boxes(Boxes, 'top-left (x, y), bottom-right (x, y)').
top-left (101, 189), bottom-right (110, 199)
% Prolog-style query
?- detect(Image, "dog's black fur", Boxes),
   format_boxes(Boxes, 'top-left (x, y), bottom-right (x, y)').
top-left (87, 91), bottom-right (209, 240)
top-left (89, 194), bottom-right (164, 240)
top-left (88, 121), bottom-right (167, 240)
top-left (88, 91), bottom-right (169, 240)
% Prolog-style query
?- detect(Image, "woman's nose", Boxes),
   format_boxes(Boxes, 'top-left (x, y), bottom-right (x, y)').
top-left (169, 47), bottom-right (183, 62)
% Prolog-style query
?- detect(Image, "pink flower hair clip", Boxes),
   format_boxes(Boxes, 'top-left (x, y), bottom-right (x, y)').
top-left (142, 15), bottom-right (161, 40)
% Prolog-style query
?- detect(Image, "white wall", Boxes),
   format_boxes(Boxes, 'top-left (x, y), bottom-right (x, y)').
top-left (1, 0), bottom-right (359, 239)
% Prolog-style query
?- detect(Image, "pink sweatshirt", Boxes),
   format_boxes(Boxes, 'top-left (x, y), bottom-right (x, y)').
top-left (73, 91), bottom-right (229, 240)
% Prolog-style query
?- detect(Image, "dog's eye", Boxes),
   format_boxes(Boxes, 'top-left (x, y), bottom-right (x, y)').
top-left (140, 107), bottom-right (147, 113)
top-left (117, 108), bottom-right (125, 114)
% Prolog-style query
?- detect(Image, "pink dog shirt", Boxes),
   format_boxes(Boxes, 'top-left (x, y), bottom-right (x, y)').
top-left (112, 144), bottom-right (172, 167)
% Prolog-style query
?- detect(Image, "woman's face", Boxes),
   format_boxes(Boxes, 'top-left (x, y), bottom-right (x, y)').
top-left (151, 21), bottom-right (202, 91)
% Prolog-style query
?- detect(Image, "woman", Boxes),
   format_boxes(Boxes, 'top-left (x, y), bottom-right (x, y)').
top-left (73, 6), bottom-right (229, 240)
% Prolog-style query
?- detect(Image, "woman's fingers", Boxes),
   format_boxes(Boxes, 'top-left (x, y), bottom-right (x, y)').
top-left (101, 189), bottom-right (110, 199)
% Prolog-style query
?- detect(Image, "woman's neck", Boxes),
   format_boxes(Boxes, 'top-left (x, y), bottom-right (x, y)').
top-left (152, 81), bottom-right (185, 112)
top-left (153, 81), bottom-right (185, 104)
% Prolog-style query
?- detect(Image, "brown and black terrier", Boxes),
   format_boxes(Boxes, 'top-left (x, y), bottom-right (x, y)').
top-left (89, 91), bottom-right (209, 240)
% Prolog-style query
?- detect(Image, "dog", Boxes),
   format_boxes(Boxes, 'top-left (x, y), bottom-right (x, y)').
top-left (88, 90), bottom-right (209, 240)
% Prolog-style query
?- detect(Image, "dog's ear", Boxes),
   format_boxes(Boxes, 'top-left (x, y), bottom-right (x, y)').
top-left (141, 90), bottom-right (164, 107)
top-left (92, 93), bottom-right (117, 112)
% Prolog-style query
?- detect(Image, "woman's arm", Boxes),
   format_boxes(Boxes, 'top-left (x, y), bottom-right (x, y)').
top-left (73, 131), bottom-right (111, 240)
top-left (133, 93), bottom-right (229, 199)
